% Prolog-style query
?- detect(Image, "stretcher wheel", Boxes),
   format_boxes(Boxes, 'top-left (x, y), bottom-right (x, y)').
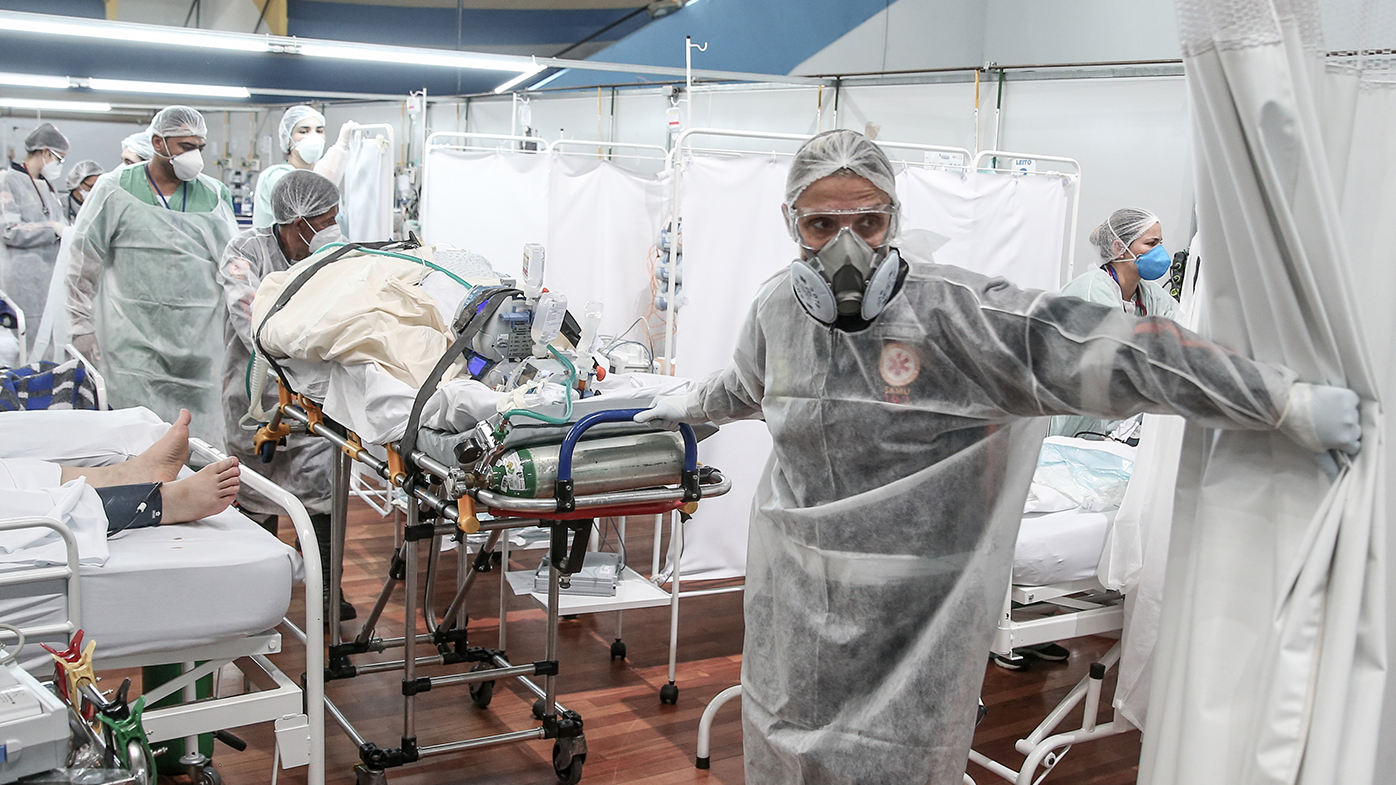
top-left (609, 640), bottom-right (626, 661)
top-left (258, 441), bottom-right (276, 463)
top-left (659, 682), bottom-right (679, 705)
top-left (552, 743), bottom-right (585, 785)
top-left (532, 698), bottom-right (547, 720)
top-left (195, 765), bottom-right (223, 785)
top-left (469, 664), bottom-right (495, 708)
top-left (126, 739), bottom-right (155, 785)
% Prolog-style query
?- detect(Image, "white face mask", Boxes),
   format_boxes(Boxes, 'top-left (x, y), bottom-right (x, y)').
top-left (39, 157), bottom-right (62, 183)
top-left (156, 138), bottom-right (204, 182)
top-left (294, 134), bottom-right (325, 165)
top-left (297, 219), bottom-right (342, 257)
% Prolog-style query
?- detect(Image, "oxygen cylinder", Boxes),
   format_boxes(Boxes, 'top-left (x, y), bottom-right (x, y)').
top-left (488, 431), bottom-right (685, 498)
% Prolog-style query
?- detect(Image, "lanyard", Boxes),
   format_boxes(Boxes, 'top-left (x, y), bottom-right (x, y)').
top-left (144, 164), bottom-right (187, 212)
top-left (1105, 265), bottom-right (1146, 317)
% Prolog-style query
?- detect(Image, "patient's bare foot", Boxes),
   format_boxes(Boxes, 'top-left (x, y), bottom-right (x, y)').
top-left (123, 409), bottom-right (192, 484)
top-left (162, 457), bottom-right (240, 524)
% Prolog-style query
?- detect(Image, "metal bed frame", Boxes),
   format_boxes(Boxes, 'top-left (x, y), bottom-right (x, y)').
top-left (269, 393), bottom-right (729, 785)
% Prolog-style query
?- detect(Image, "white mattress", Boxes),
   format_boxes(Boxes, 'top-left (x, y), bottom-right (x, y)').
top-left (1013, 506), bottom-right (1115, 587)
top-left (2, 508), bottom-right (302, 670)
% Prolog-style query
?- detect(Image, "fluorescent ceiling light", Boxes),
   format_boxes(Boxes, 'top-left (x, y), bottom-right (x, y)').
top-left (494, 66), bottom-right (545, 94)
top-left (0, 98), bottom-right (110, 112)
top-left (299, 41), bottom-right (532, 72)
top-left (88, 78), bottom-right (250, 98)
top-left (0, 71), bottom-right (71, 89)
top-left (527, 70), bottom-right (566, 92)
top-left (0, 11), bottom-right (269, 53)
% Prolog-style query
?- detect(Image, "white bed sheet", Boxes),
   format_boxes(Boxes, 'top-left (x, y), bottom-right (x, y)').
top-left (1013, 506), bottom-right (1115, 587)
top-left (2, 507), bottom-right (302, 669)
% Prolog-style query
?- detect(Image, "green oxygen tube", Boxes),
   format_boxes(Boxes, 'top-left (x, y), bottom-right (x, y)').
top-left (500, 345), bottom-right (578, 425)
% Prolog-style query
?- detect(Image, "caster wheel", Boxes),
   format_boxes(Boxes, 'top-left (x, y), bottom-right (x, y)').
top-left (196, 765), bottom-right (223, 785)
top-left (659, 682), bottom-right (679, 705)
top-left (553, 743), bottom-right (586, 785)
top-left (126, 739), bottom-right (155, 785)
top-left (533, 698), bottom-right (547, 720)
top-left (562, 614), bottom-right (579, 621)
top-left (354, 764), bottom-right (389, 785)
top-left (609, 640), bottom-right (626, 661)
top-left (258, 441), bottom-right (276, 463)
top-left (469, 664), bottom-right (495, 709)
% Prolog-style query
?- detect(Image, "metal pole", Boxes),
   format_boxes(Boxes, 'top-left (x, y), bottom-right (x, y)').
top-left (329, 449), bottom-right (350, 647)
top-left (402, 496), bottom-right (420, 742)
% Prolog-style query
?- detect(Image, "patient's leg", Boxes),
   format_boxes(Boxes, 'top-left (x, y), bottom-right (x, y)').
top-left (60, 410), bottom-right (193, 487)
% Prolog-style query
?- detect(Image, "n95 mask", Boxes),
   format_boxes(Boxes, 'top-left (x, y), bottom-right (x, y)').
top-left (790, 227), bottom-right (901, 325)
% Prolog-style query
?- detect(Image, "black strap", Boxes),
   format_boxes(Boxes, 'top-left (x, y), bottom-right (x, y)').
top-left (398, 288), bottom-right (521, 487)
top-left (253, 239), bottom-right (418, 400)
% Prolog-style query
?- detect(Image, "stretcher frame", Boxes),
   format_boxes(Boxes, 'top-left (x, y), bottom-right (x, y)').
top-left (271, 393), bottom-right (730, 784)
top-left (0, 440), bottom-right (327, 785)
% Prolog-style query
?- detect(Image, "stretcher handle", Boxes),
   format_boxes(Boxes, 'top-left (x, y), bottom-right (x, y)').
top-left (553, 408), bottom-right (700, 513)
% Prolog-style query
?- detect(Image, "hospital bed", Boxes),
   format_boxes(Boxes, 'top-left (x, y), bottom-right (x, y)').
top-left (0, 426), bottom-right (325, 785)
top-left (248, 239), bottom-right (731, 784)
top-left (694, 436), bottom-right (1132, 782)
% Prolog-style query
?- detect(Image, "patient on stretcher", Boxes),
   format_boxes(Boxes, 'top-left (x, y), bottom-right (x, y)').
top-left (1, 409), bottom-right (240, 538)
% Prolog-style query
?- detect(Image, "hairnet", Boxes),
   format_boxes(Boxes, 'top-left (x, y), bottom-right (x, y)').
top-left (271, 169), bottom-right (340, 225)
top-left (150, 105), bottom-right (208, 140)
top-left (121, 129), bottom-right (155, 161)
top-left (278, 105), bottom-right (326, 153)
top-left (65, 160), bottom-right (104, 191)
top-left (1090, 207), bottom-right (1160, 262)
top-left (785, 129), bottom-right (899, 208)
top-left (24, 123), bottom-right (69, 155)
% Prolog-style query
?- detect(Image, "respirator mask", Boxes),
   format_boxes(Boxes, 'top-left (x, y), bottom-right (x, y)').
top-left (787, 204), bottom-right (901, 325)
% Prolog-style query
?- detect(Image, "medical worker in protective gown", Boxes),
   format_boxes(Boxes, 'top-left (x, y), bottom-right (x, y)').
top-left (636, 129), bottom-right (1362, 785)
top-left (68, 106), bottom-right (238, 446)
top-left (217, 169), bottom-right (352, 618)
top-left (1, 123), bottom-right (69, 348)
top-left (251, 105), bottom-right (355, 230)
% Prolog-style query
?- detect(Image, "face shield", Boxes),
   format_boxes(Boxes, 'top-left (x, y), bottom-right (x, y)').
top-left (785, 203), bottom-right (903, 325)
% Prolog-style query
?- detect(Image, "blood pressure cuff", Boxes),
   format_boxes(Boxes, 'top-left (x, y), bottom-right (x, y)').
top-left (96, 482), bottom-right (163, 535)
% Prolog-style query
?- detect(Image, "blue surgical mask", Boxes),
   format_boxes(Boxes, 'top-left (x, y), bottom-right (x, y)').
top-left (1133, 245), bottom-right (1171, 281)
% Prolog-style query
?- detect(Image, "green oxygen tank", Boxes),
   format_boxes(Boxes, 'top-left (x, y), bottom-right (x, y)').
top-left (489, 431), bottom-right (685, 498)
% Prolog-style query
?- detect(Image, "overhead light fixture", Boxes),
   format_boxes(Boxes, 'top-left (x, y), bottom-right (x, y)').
top-left (494, 66), bottom-right (545, 94)
top-left (526, 70), bottom-right (566, 92)
top-left (0, 10), bottom-right (269, 53)
top-left (300, 41), bottom-right (534, 72)
top-left (0, 71), bottom-right (71, 89)
top-left (88, 78), bottom-right (250, 98)
top-left (0, 97), bottom-right (111, 113)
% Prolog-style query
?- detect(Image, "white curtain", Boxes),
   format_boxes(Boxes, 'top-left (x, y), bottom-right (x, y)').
top-left (340, 132), bottom-right (394, 243)
top-left (420, 149), bottom-right (551, 280)
top-left (1140, 1), bottom-right (1390, 782)
top-left (675, 155), bottom-right (1072, 579)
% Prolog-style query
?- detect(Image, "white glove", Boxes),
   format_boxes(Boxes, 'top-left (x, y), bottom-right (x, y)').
top-left (634, 394), bottom-right (694, 430)
top-left (71, 333), bottom-right (101, 365)
top-left (335, 120), bottom-right (359, 148)
top-left (1278, 382), bottom-right (1362, 455)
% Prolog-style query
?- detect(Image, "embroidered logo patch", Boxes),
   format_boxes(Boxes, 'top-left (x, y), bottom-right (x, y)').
top-left (879, 341), bottom-right (920, 388)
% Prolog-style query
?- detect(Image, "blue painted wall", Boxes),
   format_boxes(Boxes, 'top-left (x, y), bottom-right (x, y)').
top-left (543, 0), bottom-right (890, 88)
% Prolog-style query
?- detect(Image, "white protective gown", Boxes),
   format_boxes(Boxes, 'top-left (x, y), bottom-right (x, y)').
top-left (683, 255), bottom-right (1296, 784)
top-left (67, 167), bottom-right (238, 446)
top-left (0, 164), bottom-right (65, 348)
top-left (216, 227), bottom-right (334, 515)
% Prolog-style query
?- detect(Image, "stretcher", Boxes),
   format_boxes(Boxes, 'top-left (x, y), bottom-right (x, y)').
top-left (249, 240), bottom-right (730, 784)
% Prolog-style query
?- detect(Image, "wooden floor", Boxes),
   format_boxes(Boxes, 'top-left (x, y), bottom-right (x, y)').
top-left (140, 499), bottom-right (1140, 784)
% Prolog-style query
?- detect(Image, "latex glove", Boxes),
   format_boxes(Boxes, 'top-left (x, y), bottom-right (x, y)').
top-left (634, 394), bottom-right (693, 430)
top-left (1277, 382), bottom-right (1362, 455)
top-left (71, 333), bottom-right (100, 365)
top-left (335, 120), bottom-right (359, 148)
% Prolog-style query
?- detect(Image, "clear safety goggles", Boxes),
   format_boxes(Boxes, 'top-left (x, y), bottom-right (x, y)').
top-left (786, 205), bottom-right (897, 251)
